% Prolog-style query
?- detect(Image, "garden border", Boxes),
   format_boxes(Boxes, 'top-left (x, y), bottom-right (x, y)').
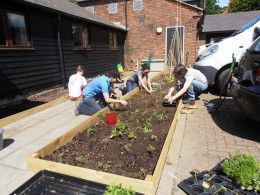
top-left (27, 73), bottom-right (182, 195)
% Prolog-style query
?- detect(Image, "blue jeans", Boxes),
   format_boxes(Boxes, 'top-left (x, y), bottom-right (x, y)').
top-left (186, 80), bottom-right (208, 100)
top-left (126, 80), bottom-right (139, 93)
top-left (77, 95), bottom-right (106, 116)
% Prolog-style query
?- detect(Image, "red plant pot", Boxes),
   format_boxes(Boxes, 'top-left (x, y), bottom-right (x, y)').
top-left (106, 112), bottom-right (117, 125)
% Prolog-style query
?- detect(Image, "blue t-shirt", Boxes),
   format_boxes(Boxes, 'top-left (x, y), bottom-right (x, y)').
top-left (82, 76), bottom-right (110, 97)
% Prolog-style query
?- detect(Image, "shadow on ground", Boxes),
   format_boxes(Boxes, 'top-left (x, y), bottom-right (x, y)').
top-left (206, 98), bottom-right (259, 142)
top-left (3, 138), bottom-right (14, 148)
top-left (0, 100), bottom-right (46, 119)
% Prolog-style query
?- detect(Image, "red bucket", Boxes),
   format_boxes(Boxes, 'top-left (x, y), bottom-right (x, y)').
top-left (106, 112), bottom-right (117, 125)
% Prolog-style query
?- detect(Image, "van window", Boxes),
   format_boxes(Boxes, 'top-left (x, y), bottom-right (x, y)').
top-left (231, 15), bottom-right (260, 37)
top-left (250, 37), bottom-right (260, 52)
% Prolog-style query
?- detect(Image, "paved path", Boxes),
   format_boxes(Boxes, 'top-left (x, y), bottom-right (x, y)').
top-left (157, 88), bottom-right (260, 195)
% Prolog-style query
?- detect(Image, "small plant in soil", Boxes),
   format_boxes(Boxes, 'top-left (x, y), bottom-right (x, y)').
top-left (221, 153), bottom-right (260, 192)
top-left (103, 183), bottom-right (136, 195)
top-left (147, 144), bottom-right (156, 154)
top-left (139, 167), bottom-right (147, 176)
top-left (115, 115), bottom-right (127, 133)
top-left (75, 155), bottom-right (86, 164)
top-left (164, 75), bottom-right (174, 84)
top-left (97, 161), bottom-right (112, 172)
top-left (128, 132), bottom-right (137, 141)
top-left (123, 144), bottom-right (132, 152)
top-left (150, 135), bottom-right (158, 141)
top-left (58, 152), bottom-right (64, 158)
top-left (155, 111), bottom-right (169, 123)
top-left (86, 128), bottom-right (94, 137)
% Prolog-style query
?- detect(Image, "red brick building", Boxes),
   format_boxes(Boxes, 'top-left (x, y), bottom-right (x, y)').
top-left (77, 0), bottom-right (205, 69)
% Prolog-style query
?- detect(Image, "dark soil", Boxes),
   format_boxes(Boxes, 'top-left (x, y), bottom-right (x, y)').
top-left (0, 87), bottom-right (68, 119)
top-left (44, 75), bottom-right (177, 180)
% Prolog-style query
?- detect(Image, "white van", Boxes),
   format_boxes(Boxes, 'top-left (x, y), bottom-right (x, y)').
top-left (193, 15), bottom-right (260, 92)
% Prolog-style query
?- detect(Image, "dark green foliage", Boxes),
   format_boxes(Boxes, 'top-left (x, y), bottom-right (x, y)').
top-left (103, 183), bottom-right (136, 195)
top-left (199, 0), bottom-right (223, 15)
top-left (228, 0), bottom-right (260, 12)
top-left (221, 153), bottom-right (260, 192)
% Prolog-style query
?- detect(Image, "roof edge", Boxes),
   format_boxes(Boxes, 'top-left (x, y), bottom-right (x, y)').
top-left (176, 0), bottom-right (203, 11)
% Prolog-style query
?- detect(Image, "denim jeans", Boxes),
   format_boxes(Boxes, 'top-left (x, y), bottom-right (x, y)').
top-left (186, 80), bottom-right (208, 100)
top-left (126, 80), bottom-right (139, 93)
top-left (77, 95), bottom-right (107, 116)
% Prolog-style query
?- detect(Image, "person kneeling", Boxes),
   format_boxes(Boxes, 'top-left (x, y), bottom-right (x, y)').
top-left (76, 70), bottom-right (127, 116)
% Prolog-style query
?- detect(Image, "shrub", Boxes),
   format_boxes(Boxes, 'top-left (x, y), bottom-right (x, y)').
top-left (221, 153), bottom-right (260, 192)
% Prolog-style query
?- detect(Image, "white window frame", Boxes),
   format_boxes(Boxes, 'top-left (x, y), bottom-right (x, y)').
top-left (86, 6), bottom-right (94, 13)
top-left (133, 0), bottom-right (143, 11)
top-left (108, 3), bottom-right (117, 14)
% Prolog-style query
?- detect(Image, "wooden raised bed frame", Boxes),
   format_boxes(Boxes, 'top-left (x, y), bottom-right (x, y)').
top-left (27, 74), bottom-right (182, 195)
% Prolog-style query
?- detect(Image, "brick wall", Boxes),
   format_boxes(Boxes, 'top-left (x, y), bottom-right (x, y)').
top-left (79, 0), bottom-right (205, 69)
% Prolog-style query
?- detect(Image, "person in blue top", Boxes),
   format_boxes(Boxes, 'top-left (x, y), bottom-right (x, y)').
top-left (76, 70), bottom-right (128, 116)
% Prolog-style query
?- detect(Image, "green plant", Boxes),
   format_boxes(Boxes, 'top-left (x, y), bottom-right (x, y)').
top-left (164, 75), bottom-right (174, 84)
top-left (128, 132), bottom-right (137, 141)
top-left (75, 155), bottom-right (86, 164)
top-left (139, 167), bottom-right (147, 176)
top-left (115, 115), bottom-right (127, 133)
top-left (155, 111), bottom-right (169, 123)
top-left (147, 144), bottom-right (156, 154)
top-left (221, 153), bottom-right (260, 192)
top-left (103, 183), bottom-right (136, 195)
top-left (58, 152), bottom-right (64, 158)
top-left (86, 128), bottom-right (94, 137)
top-left (150, 135), bottom-right (158, 141)
top-left (110, 129), bottom-right (122, 139)
top-left (123, 144), bottom-right (132, 152)
top-left (97, 161), bottom-right (112, 172)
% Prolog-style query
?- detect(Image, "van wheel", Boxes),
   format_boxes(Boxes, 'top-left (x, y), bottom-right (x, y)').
top-left (217, 69), bottom-right (231, 96)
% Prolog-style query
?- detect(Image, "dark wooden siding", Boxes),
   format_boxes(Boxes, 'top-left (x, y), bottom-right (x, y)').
top-left (0, 1), bottom-right (126, 104)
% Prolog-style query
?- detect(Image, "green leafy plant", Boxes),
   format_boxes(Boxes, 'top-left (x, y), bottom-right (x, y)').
top-left (75, 155), bottom-right (86, 164)
top-left (86, 128), bottom-right (94, 137)
top-left (115, 115), bottom-right (127, 133)
top-left (147, 144), bottom-right (156, 154)
top-left (155, 111), bottom-right (169, 123)
top-left (123, 144), bottom-right (132, 152)
top-left (221, 153), bottom-right (260, 192)
top-left (58, 152), bottom-right (64, 158)
top-left (110, 129), bottom-right (122, 139)
top-left (139, 167), bottom-right (147, 176)
top-left (97, 161), bottom-right (112, 172)
top-left (164, 75), bottom-right (174, 84)
top-left (128, 132), bottom-right (137, 141)
top-left (103, 183), bottom-right (136, 195)
top-left (150, 135), bottom-right (158, 141)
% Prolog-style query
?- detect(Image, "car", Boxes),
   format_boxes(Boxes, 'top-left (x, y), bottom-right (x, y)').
top-left (193, 15), bottom-right (260, 94)
top-left (230, 36), bottom-right (260, 123)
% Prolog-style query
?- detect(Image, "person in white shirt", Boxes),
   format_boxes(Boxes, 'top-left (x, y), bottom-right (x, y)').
top-left (68, 65), bottom-right (87, 100)
top-left (165, 64), bottom-right (208, 107)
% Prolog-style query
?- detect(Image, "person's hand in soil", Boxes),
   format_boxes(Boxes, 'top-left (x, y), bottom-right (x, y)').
top-left (167, 97), bottom-right (175, 104)
top-left (119, 100), bottom-right (128, 106)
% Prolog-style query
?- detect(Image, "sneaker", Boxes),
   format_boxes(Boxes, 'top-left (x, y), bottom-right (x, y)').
top-left (180, 108), bottom-right (194, 114)
top-left (75, 110), bottom-right (79, 116)
top-left (182, 99), bottom-right (195, 105)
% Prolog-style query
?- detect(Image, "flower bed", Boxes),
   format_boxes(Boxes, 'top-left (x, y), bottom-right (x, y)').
top-left (27, 73), bottom-right (181, 195)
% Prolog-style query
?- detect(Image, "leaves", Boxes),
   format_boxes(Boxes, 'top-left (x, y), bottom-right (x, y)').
top-left (103, 183), bottom-right (136, 195)
top-left (221, 153), bottom-right (260, 192)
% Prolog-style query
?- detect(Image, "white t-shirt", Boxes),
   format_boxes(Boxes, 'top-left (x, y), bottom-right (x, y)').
top-left (175, 68), bottom-right (207, 84)
top-left (68, 73), bottom-right (87, 98)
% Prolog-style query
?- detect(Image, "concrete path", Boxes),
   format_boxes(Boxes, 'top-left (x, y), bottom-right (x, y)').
top-left (156, 88), bottom-right (260, 195)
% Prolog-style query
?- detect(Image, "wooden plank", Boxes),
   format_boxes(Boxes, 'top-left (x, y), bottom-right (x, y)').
top-left (0, 96), bottom-right (69, 127)
top-left (152, 100), bottom-right (183, 191)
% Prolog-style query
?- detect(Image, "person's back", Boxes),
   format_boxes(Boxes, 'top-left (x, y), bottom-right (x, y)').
top-left (68, 65), bottom-right (87, 99)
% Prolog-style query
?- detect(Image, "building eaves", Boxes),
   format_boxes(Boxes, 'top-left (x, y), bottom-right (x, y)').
top-left (22, 0), bottom-right (127, 31)
top-left (202, 10), bottom-right (260, 33)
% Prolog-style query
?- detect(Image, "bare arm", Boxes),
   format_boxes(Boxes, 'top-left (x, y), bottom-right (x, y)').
top-left (168, 80), bottom-right (192, 103)
top-left (138, 75), bottom-right (152, 93)
top-left (103, 92), bottom-right (128, 105)
top-left (165, 80), bottom-right (177, 99)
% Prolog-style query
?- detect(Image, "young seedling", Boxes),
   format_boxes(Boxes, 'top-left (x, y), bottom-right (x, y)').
top-left (75, 155), bottom-right (86, 164)
top-left (147, 144), bottom-right (156, 154)
top-left (156, 111), bottom-right (169, 123)
top-left (123, 144), bottom-right (132, 152)
top-left (150, 135), bottom-right (158, 141)
top-left (86, 128), bottom-right (94, 137)
top-left (128, 132), bottom-right (137, 141)
top-left (139, 167), bottom-right (147, 176)
top-left (58, 152), bottom-right (64, 158)
top-left (97, 161), bottom-right (112, 172)
top-left (103, 183), bottom-right (136, 195)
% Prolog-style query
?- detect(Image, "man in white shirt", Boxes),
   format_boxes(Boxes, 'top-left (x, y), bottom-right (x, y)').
top-left (68, 65), bottom-right (87, 100)
top-left (165, 64), bottom-right (208, 109)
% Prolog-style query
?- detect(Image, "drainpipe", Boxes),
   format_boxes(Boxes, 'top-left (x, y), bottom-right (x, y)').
top-left (124, 0), bottom-right (128, 31)
top-left (57, 15), bottom-right (67, 89)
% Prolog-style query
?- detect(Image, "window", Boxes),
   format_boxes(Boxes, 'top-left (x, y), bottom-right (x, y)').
top-left (86, 6), bottom-right (94, 13)
top-left (109, 32), bottom-right (118, 49)
top-left (108, 3), bottom-right (117, 14)
top-left (72, 24), bottom-right (90, 49)
top-left (133, 0), bottom-right (142, 11)
top-left (0, 10), bottom-right (31, 48)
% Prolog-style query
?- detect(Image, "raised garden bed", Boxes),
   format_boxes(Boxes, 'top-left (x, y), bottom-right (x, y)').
top-left (27, 73), bottom-right (181, 195)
